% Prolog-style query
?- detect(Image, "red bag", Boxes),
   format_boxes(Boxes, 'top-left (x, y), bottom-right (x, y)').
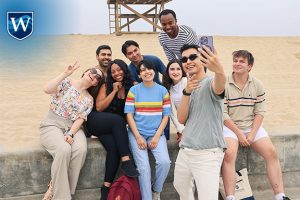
top-left (107, 175), bottom-right (141, 200)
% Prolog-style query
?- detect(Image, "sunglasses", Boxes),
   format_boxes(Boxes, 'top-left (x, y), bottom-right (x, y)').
top-left (89, 68), bottom-right (102, 81)
top-left (180, 54), bottom-right (198, 63)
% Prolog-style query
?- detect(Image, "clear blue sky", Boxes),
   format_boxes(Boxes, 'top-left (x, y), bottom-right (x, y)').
top-left (1, 0), bottom-right (300, 36)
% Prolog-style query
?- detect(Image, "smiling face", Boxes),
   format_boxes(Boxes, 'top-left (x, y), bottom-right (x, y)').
top-left (232, 56), bottom-right (252, 75)
top-left (160, 13), bottom-right (178, 38)
top-left (168, 62), bottom-right (183, 84)
top-left (125, 45), bottom-right (142, 64)
top-left (139, 64), bottom-right (155, 83)
top-left (181, 48), bottom-right (204, 76)
top-left (83, 68), bottom-right (103, 86)
top-left (96, 49), bottom-right (112, 68)
top-left (110, 63), bottom-right (124, 82)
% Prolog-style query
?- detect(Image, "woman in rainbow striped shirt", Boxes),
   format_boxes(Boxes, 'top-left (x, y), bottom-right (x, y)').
top-left (125, 59), bottom-right (171, 200)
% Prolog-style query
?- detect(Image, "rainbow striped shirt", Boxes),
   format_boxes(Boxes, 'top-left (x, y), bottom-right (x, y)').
top-left (125, 82), bottom-right (171, 136)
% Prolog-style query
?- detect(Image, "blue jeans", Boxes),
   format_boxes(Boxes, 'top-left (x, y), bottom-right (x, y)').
top-left (128, 132), bottom-right (171, 200)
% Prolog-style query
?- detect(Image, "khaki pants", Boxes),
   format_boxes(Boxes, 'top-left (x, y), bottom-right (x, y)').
top-left (174, 148), bottom-right (224, 200)
top-left (40, 110), bottom-right (87, 200)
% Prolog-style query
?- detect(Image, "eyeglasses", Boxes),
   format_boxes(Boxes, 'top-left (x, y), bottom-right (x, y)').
top-left (180, 54), bottom-right (198, 63)
top-left (89, 68), bottom-right (102, 81)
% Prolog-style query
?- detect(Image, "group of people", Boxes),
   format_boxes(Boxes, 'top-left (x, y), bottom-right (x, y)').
top-left (39, 9), bottom-right (290, 200)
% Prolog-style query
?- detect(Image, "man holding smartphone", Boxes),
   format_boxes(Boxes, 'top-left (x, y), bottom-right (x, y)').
top-left (174, 44), bottom-right (226, 200)
top-left (158, 9), bottom-right (198, 61)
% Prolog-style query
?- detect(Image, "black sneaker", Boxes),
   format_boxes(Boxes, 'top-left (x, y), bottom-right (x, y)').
top-left (283, 197), bottom-right (291, 200)
top-left (121, 160), bottom-right (139, 177)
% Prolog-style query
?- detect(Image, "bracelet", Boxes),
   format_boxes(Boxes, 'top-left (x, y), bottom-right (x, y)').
top-left (182, 89), bottom-right (191, 96)
top-left (64, 131), bottom-right (74, 138)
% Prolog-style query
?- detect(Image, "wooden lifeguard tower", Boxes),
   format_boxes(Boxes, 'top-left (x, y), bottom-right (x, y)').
top-left (107, 0), bottom-right (172, 35)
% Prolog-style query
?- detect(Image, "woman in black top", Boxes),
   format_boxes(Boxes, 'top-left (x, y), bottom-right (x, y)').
top-left (86, 59), bottom-right (138, 200)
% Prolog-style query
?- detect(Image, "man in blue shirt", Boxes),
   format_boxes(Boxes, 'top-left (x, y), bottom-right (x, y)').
top-left (121, 40), bottom-right (166, 84)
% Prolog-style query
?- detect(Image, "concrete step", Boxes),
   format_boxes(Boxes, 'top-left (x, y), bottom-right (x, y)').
top-left (1, 187), bottom-right (299, 200)
top-left (1, 133), bottom-right (299, 199)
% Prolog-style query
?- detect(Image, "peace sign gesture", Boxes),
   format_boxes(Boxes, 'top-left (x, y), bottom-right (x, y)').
top-left (64, 61), bottom-right (81, 76)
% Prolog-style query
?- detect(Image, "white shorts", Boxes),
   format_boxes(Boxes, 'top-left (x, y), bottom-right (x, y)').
top-left (223, 126), bottom-right (268, 142)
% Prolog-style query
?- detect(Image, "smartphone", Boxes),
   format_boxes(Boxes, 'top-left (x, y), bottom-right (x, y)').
top-left (199, 36), bottom-right (214, 53)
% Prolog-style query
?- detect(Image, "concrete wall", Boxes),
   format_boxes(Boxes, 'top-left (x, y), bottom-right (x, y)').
top-left (0, 134), bottom-right (299, 199)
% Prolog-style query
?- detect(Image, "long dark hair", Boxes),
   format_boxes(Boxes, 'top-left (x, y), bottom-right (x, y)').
top-left (106, 59), bottom-right (133, 96)
top-left (162, 59), bottom-right (186, 91)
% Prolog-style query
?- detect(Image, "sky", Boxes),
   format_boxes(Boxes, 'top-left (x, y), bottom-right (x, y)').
top-left (72, 0), bottom-right (300, 36)
top-left (0, 0), bottom-right (300, 36)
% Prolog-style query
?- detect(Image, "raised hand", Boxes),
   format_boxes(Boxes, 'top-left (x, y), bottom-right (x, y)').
top-left (185, 72), bottom-right (200, 94)
top-left (198, 46), bottom-right (223, 74)
top-left (64, 61), bottom-right (81, 76)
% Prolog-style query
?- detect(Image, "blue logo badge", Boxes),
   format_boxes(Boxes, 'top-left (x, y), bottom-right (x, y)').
top-left (7, 12), bottom-right (34, 41)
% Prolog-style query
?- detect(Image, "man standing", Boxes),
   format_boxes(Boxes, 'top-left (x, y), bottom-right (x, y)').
top-left (158, 9), bottom-right (198, 61)
top-left (174, 44), bottom-right (226, 200)
top-left (95, 45), bottom-right (112, 77)
top-left (221, 50), bottom-right (290, 200)
top-left (121, 40), bottom-right (166, 84)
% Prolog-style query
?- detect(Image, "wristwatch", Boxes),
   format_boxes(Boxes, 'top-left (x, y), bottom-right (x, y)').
top-left (65, 131), bottom-right (74, 138)
top-left (182, 89), bottom-right (191, 96)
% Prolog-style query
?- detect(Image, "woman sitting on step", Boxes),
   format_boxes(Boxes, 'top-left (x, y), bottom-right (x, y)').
top-left (40, 63), bottom-right (103, 200)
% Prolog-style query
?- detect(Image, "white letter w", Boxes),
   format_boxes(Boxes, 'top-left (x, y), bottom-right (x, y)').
top-left (10, 17), bottom-right (31, 32)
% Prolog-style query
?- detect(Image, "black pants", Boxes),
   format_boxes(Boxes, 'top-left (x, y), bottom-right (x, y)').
top-left (86, 110), bottom-right (130, 183)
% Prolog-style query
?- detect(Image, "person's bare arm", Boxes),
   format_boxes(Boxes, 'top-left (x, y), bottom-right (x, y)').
top-left (199, 47), bottom-right (226, 95)
top-left (44, 62), bottom-right (80, 94)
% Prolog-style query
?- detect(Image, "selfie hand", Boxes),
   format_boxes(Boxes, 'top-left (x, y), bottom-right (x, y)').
top-left (199, 46), bottom-right (223, 73)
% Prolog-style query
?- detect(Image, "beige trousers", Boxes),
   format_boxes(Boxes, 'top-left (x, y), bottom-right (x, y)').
top-left (174, 148), bottom-right (224, 200)
top-left (40, 110), bottom-right (87, 200)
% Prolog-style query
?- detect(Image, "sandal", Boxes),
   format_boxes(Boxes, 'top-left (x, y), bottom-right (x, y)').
top-left (42, 180), bottom-right (53, 200)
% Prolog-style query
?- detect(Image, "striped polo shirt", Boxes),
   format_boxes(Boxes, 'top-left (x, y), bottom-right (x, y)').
top-left (158, 25), bottom-right (198, 61)
top-left (124, 82), bottom-right (171, 136)
top-left (224, 74), bottom-right (266, 130)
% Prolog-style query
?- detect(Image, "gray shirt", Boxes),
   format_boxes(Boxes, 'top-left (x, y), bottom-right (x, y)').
top-left (180, 76), bottom-right (227, 150)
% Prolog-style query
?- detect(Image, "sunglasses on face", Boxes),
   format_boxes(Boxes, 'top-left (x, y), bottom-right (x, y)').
top-left (89, 68), bottom-right (102, 81)
top-left (180, 54), bottom-right (198, 63)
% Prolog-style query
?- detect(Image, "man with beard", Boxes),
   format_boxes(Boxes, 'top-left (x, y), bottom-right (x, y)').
top-left (158, 9), bottom-right (198, 61)
top-left (96, 45), bottom-right (112, 77)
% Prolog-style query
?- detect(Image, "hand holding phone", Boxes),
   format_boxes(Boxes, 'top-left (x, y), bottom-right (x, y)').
top-left (199, 36), bottom-right (214, 53)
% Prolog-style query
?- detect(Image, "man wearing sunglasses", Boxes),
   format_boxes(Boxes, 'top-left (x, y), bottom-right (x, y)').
top-left (96, 45), bottom-right (112, 77)
top-left (158, 9), bottom-right (198, 61)
top-left (174, 44), bottom-right (226, 200)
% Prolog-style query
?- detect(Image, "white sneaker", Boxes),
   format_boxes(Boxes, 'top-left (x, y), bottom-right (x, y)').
top-left (152, 191), bottom-right (161, 200)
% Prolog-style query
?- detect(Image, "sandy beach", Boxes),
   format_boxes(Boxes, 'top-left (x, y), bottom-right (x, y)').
top-left (1, 34), bottom-right (300, 152)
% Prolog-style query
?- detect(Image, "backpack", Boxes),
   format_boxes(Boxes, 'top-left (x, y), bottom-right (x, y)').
top-left (107, 175), bottom-right (141, 200)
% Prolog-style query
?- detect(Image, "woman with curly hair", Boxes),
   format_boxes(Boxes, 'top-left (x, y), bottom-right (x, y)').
top-left (162, 59), bottom-right (187, 143)
top-left (86, 59), bottom-right (139, 200)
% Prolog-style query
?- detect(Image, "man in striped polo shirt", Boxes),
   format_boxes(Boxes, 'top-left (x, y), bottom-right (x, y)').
top-left (222, 50), bottom-right (290, 200)
top-left (158, 9), bottom-right (198, 61)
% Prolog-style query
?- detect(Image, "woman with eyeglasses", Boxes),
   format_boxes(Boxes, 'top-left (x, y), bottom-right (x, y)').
top-left (85, 59), bottom-right (139, 200)
top-left (162, 59), bottom-right (187, 143)
top-left (40, 63), bottom-right (104, 200)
